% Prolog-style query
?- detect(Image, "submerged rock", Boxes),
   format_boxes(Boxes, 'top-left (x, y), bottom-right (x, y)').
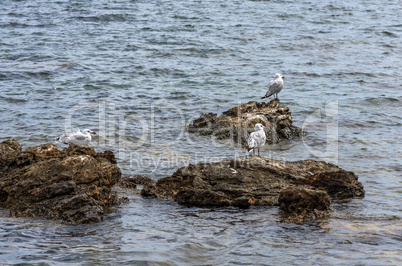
top-left (0, 140), bottom-right (121, 224)
top-left (141, 156), bottom-right (364, 222)
top-left (188, 99), bottom-right (305, 145)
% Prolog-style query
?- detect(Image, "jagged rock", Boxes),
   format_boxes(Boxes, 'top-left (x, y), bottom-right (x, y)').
top-left (117, 175), bottom-right (155, 190)
top-left (188, 99), bottom-right (305, 145)
top-left (0, 139), bottom-right (22, 155)
top-left (278, 188), bottom-right (330, 224)
top-left (302, 168), bottom-right (365, 199)
top-left (118, 177), bottom-right (138, 189)
top-left (141, 156), bottom-right (364, 222)
top-left (0, 140), bottom-right (121, 224)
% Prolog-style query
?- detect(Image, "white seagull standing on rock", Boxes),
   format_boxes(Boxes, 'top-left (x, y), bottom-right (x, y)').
top-left (247, 123), bottom-right (266, 156)
top-left (56, 129), bottom-right (96, 146)
top-left (261, 73), bottom-right (285, 100)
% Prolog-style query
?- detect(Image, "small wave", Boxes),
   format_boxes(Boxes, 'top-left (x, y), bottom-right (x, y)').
top-left (364, 97), bottom-right (400, 105)
top-left (136, 94), bottom-right (151, 99)
top-left (169, 91), bottom-right (190, 96)
top-left (0, 69), bottom-right (54, 80)
top-left (173, 15), bottom-right (200, 20)
top-left (58, 62), bottom-right (90, 70)
top-left (167, 94), bottom-right (188, 100)
top-left (73, 14), bottom-right (133, 23)
top-left (0, 73), bottom-right (7, 80)
top-left (380, 31), bottom-right (398, 38)
top-left (175, 47), bottom-right (231, 56)
top-left (25, 70), bottom-right (53, 78)
top-left (123, 44), bottom-right (140, 52)
top-left (0, 96), bottom-right (28, 103)
top-left (2, 21), bottom-right (57, 28)
top-left (290, 71), bottom-right (385, 80)
top-left (83, 84), bottom-right (100, 90)
top-left (148, 67), bottom-right (189, 79)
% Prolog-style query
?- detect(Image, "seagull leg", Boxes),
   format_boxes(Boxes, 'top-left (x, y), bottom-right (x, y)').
top-left (258, 148), bottom-right (260, 156)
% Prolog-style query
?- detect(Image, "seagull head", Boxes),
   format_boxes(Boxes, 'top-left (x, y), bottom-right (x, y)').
top-left (254, 123), bottom-right (266, 131)
top-left (275, 73), bottom-right (284, 79)
top-left (83, 129), bottom-right (96, 135)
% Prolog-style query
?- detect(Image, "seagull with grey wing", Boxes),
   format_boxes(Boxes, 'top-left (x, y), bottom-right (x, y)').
top-left (261, 73), bottom-right (285, 100)
top-left (246, 123), bottom-right (266, 156)
top-left (56, 129), bottom-right (96, 146)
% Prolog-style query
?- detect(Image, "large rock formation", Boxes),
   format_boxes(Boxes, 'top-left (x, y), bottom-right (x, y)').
top-left (188, 99), bottom-right (305, 145)
top-left (142, 156), bottom-right (364, 222)
top-left (0, 139), bottom-right (121, 224)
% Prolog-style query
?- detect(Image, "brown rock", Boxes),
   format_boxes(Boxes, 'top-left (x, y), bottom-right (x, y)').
top-left (187, 99), bottom-right (304, 145)
top-left (118, 177), bottom-right (138, 189)
top-left (302, 170), bottom-right (365, 199)
top-left (0, 139), bottom-right (22, 155)
top-left (141, 156), bottom-right (364, 223)
top-left (0, 140), bottom-right (121, 224)
top-left (117, 175), bottom-right (155, 190)
top-left (278, 188), bottom-right (330, 223)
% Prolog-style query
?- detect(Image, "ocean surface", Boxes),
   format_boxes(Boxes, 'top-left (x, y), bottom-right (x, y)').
top-left (1, 0), bottom-right (401, 264)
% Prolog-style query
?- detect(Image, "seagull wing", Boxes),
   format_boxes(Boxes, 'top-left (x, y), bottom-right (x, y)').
top-left (248, 132), bottom-right (257, 152)
top-left (70, 131), bottom-right (91, 144)
top-left (261, 77), bottom-right (283, 99)
top-left (256, 130), bottom-right (266, 146)
top-left (72, 134), bottom-right (88, 141)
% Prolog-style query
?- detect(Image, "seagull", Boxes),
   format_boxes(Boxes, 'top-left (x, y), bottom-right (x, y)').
top-left (247, 123), bottom-right (266, 156)
top-left (261, 73), bottom-right (285, 100)
top-left (56, 129), bottom-right (96, 146)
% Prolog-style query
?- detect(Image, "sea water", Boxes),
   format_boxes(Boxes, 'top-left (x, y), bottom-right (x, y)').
top-left (0, 0), bottom-right (401, 264)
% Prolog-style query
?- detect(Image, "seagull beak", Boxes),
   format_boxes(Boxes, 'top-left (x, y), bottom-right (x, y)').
top-left (91, 131), bottom-right (96, 135)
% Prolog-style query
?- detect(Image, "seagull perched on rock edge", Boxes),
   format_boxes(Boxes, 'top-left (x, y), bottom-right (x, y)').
top-left (246, 123), bottom-right (267, 156)
top-left (261, 73), bottom-right (285, 100)
top-left (56, 129), bottom-right (96, 146)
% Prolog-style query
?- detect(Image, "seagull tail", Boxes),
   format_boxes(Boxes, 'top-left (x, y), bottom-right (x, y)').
top-left (56, 135), bottom-right (69, 144)
top-left (242, 144), bottom-right (253, 152)
top-left (243, 145), bottom-right (254, 153)
top-left (261, 93), bottom-right (272, 99)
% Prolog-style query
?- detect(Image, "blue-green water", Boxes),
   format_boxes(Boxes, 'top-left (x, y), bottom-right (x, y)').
top-left (0, 0), bottom-right (401, 264)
